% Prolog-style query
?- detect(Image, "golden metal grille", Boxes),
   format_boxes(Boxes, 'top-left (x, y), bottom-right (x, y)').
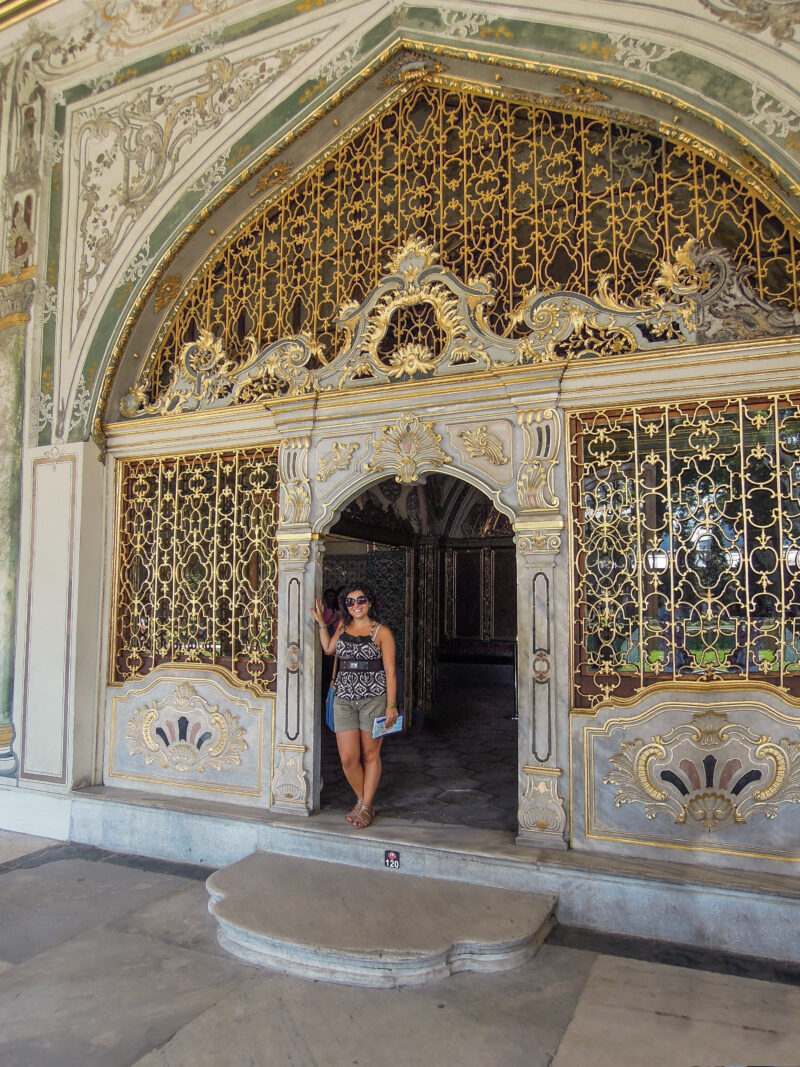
top-left (571, 396), bottom-right (800, 707)
top-left (112, 448), bottom-right (279, 691)
top-left (145, 83), bottom-right (799, 404)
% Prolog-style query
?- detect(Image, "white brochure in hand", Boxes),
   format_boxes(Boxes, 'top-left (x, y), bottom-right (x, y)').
top-left (372, 713), bottom-right (404, 739)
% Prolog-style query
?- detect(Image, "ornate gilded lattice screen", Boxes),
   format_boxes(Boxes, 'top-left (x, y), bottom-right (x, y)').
top-left (143, 83), bottom-right (800, 405)
top-left (112, 448), bottom-right (279, 691)
top-left (571, 396), bottom-right (800, 707)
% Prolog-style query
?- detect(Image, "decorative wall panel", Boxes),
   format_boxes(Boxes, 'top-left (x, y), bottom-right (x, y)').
top-left (572, 685), bottom-right (800, 867)
top-left (107, 669), bottom-right (268, 803)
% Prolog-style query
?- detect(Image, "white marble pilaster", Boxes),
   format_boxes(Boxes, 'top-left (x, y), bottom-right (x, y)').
top-left (271, 531), bottom-right (320, 816)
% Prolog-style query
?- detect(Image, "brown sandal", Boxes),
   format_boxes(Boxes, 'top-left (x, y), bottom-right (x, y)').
top-left (352, 804), bottom-right (374, 829)
top-left (346, 799), bottom-right (364, 824)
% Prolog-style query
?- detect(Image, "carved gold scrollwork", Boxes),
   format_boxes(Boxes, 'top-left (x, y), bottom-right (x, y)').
top-left (322, 238), bottom-right (493, 390)
top-left (365, 413), bottom-right (452, 484)
top-left (458, 426), bottom-right (509, 466)
top-left (604, 709), bottom-right (800, 831)
top-left (317, 442), bottom-right (359, 482)
top-left (517, 409), bottom-right (561, 512)
top-left (278, 437), bottom-right (311, 526)
top-left (120, 331), bottom-right (322, 417)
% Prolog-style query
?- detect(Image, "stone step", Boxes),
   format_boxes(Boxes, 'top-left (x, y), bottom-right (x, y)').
top-left (206, 851), bottom-right (557, 987)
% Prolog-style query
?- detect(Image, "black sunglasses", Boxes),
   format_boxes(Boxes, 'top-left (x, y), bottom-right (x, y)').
top-left (345, 596), bottom-right (369, 606)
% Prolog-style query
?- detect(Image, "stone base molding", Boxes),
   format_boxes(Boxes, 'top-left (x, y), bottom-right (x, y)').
top-left (517, 766), bottom-right (568, 848)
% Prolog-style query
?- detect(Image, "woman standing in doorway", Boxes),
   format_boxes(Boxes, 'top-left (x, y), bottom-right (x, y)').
top-left (311, 583), bottom-right (398, 829)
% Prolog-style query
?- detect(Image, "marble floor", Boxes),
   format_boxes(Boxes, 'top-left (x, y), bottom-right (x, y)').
top-left (320, 680), bottom-right (519, 830)
top-left (1, 830), bottom-right (800, 1066)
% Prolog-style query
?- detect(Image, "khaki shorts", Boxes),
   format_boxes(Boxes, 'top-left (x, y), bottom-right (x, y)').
top-left (333, 694), bottom-right (387, 734)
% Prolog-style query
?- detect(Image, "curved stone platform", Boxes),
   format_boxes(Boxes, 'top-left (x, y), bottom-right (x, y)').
top-left (206, 851), bottom-right (557, 987)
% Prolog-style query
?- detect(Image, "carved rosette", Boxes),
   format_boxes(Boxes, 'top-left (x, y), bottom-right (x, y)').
top-left (125, 682), bottom-right (247, 774)
top-left (604, 710), bottom-right (800, 831)
top-left (518, 767), bottom-right (567, 837)
top-left (365, 413), bottom-right (452, 484)
top-left (272, 743), bottom-right (309, 806)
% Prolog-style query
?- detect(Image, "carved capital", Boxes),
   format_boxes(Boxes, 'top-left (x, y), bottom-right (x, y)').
top-left (0, 274), bottom-right (36, 329)
top-left (276, 536), bottom-right (312, 564)
top-left (515, 519), bottom-right (563, 559)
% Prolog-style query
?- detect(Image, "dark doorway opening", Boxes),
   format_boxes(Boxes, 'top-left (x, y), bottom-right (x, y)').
top-left (320, 473), bottom-right (518, 831)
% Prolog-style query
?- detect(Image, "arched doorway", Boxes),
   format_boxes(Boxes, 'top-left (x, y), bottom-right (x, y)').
top-left (319, 472), bottom-right (518, 831)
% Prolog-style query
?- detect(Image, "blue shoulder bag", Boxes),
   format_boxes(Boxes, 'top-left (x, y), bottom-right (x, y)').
top-left (325, 657), bottom-right (338, 731)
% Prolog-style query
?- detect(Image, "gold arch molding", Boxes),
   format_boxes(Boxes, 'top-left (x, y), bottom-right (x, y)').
top-left (100, 43), bottom-right (800, 444)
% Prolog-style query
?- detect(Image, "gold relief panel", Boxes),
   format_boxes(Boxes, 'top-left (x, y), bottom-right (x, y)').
top-left (316, 441), bottom-right (359, 483)
top-left (107, 670), bottom-right (268, 802)
top-left (573, 686), bottom-right (800, 865)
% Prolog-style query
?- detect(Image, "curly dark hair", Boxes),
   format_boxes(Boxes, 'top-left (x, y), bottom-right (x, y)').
top-left (338, 582), bottom-right (381, 625)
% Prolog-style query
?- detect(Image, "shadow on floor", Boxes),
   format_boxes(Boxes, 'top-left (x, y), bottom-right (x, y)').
top-left (320, 681), bottom-right (518, 830)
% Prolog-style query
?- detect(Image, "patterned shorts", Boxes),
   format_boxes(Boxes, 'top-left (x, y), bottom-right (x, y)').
top-left (332, 694), bottom-right (387, 734)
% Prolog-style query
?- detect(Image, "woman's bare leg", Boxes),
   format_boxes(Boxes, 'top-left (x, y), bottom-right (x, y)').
top-left (360, 733), bottom-right (383, 808)
top-left (336, 730), bottom-right (364, 801)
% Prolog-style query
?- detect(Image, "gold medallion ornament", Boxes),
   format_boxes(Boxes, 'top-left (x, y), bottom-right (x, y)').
top-left (365, 413), bottom-right (452, 484)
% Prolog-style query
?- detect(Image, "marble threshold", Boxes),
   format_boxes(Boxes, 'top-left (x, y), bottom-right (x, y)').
top-left (2, 783), bottom-right (800, 964)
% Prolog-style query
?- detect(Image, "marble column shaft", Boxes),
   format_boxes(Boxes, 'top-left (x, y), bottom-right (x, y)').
top-left (0, 275), bottom-right (33, 776)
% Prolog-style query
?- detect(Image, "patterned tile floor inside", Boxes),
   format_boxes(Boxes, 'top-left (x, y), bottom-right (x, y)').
top-left (320, 681), bottom-right (518, 830)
